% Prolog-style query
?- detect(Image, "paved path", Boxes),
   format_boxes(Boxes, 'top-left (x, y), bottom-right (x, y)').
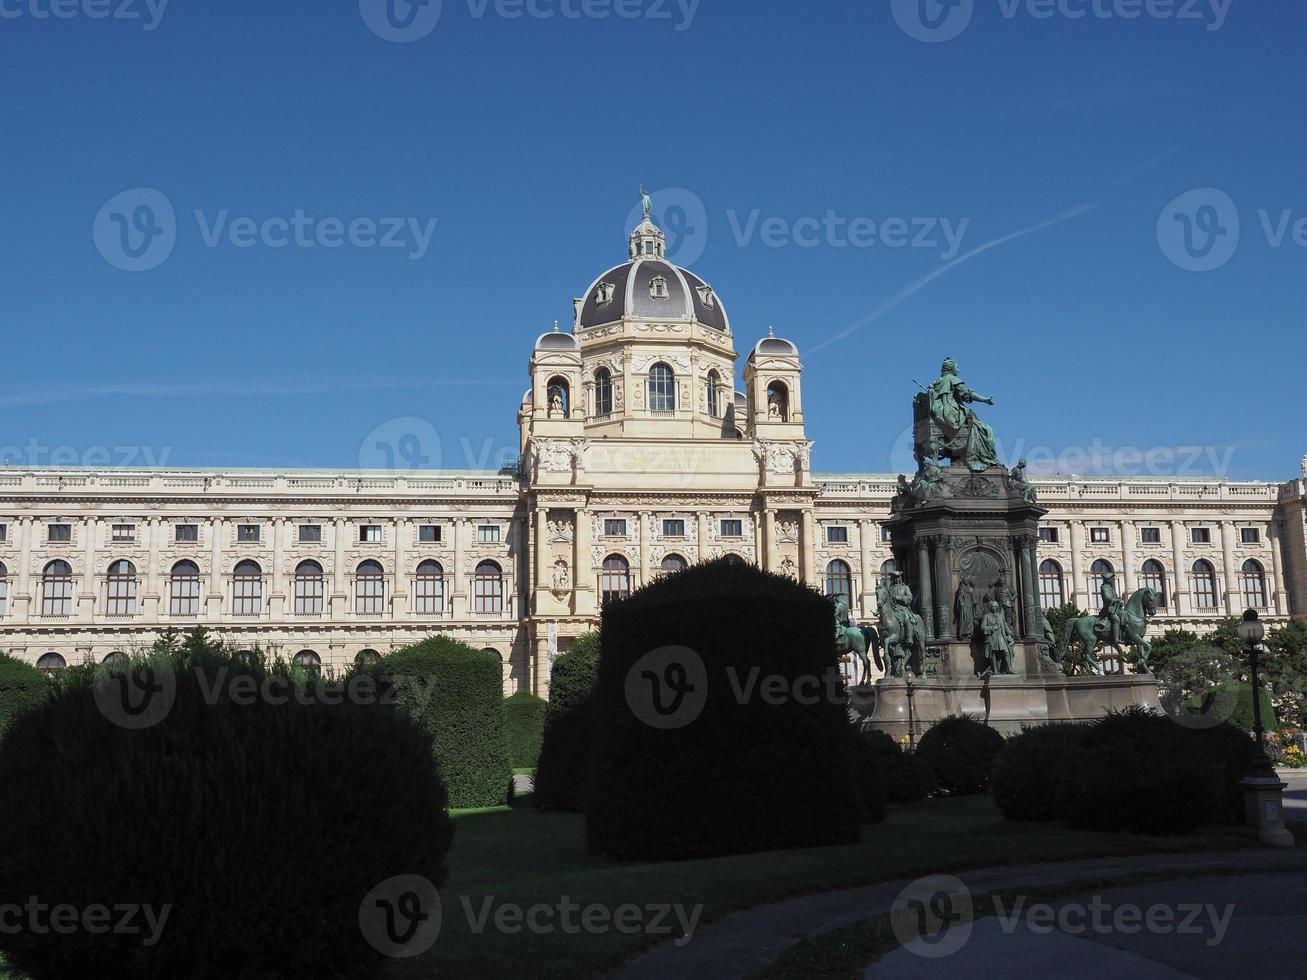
top-left (512, 773), bottom-right (534, 796)
top-left (607, 848), bottom-right (1307, 980)
top-left (873, 871), bottom-right (1307, 978)
top-left (1281, 770), bottom-right (1306, 818)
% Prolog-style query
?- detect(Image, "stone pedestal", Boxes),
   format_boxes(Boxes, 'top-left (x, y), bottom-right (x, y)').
top-left (1239, 776), bottom-right (1296, 847)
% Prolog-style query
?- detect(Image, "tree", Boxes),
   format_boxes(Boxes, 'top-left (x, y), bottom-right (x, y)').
top-left (1146, 628), bottom-right (1204, 675)
top-left (1044, 603), bottom-right (1085, 671)
top-left (1266, 621), bottom-right (1307, 727)
top-left (1203, 617), bottom-right (1246, 659)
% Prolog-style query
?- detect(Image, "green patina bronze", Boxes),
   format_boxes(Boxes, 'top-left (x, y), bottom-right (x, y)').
top-left (980, 599), bottom-right (1016, 676)
top-left (832, 594), bottom-right (882, 686)
top-left (876, 572), bottom-right (926, 678)
top-left (913, 357), bottom-right (1002, 473)
top-left (1062, 582), bottom-right (1160, 676)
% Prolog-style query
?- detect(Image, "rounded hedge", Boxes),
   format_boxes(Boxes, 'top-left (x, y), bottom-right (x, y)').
top-left (0, 654), bottom-right (452, 979)
top-left (371, 636), bottom-right (511, 809)
top-left (990, 722), bottom-right (1091, 822)
top-left (0, 653), bottom-right (50, 740)
top-left (916, 715), bottom-right (1006, 796)
top-left (1064, 707), bottom-right (1223, 836)
top-left (586, 559), bottom-right (861, 861)
top-left (860, 729), bottom-right (936, 803)
top-left (504, 691), bottom-right (547, 770)
top-left (533, 633), bottom-right (600, 813)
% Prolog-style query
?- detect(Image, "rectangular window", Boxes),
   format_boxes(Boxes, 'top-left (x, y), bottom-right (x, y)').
top-left (826, 526), bottom-right (849, 544)
top-left (360, 524), bottom-right (382, 544)
top-left (1240, 527), bottom-right (1261, 544)
top-left (603, 519), bottom-right (626, 538)
top-left (881, 525), bottom-right (893, 543)
top-left (662, 519), bottom-right (685, 538)
top-left (1141, 527), bottom-right (1161, 544)
top-left (237, 524), bottom-right (261, 543)
top-left (48, 523), bottom-right (72, 543)
top-left (175, 523), bottom-right (199, 543)
top-left (298, 524), bottom-right (322, 543)
top-left (111, 524), bottom-right (136, 544)
top-left (478, 525), bottom-right (501, 544)
top-left (721, 519), bottom-right (743, 538)
top-left (1192, 527), bottom-right (1212, 544)
top-left (418, 524), bottom-right (442, 543)
top-left (0, 523), bottom-right (7, 542)
top-left (1089, 527), bottom-right (1109, 544)
top-left (1038, 527), bottom-right (1059, 543)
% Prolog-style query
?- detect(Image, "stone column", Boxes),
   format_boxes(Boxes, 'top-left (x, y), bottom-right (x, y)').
top-left (331, 518), bottom-right (348, 618)
top-left (800, 510), bottom-right (817, 584)
top-left (78, 517), bottom-right (97, 623)
top-left (392, 516), bottom-right (409, 619)
top-left (16, 516), bottom-right (33, 623)
top-left (452, 518), bottom-right (467, 616)
top-left (765, 508), bottom-right (779, 572)
top-left (1269, 520), bottom-right (1289, 616)
top-left (696, 509), bottom-right (711, 562)
top-left (142, 517), bottom-right (162, 619)
top-left (534, 506), bottom-right (550, 611)
top-left (932, 537), bottom-right (951, 640)
top-left (269, 517), bottom-right (286, 618)
top-left (1020, 536), bottom-right (1041, 640)
top-left (573, 507), bottom-right (593, 616)
top-left (208, 517), bottom-right (225, 619)
top-left (858, 519), bottom-right (875, 619)
top-left (917, 538), bottom-right (934, 640)
top-left (1220, 521), bottom-right (1241, 614)
top-left (638, 510), bottom-right (651, 586)
top-left (1170, 520), bottom-right (1189, 617)
top-left (1121, 520), bottom-right (1136, 595)
top-left (534, 634), bottom-right (550, 698)
top-left (1068, 520), bottom-right (1085, 609)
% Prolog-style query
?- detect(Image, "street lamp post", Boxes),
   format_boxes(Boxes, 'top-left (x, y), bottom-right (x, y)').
top-left (905, 677), bottom-right (917, 751)
top-left (1236, 609), bottom-right (1293, 846)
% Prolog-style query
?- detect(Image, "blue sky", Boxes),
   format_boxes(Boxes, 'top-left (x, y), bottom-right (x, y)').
top-left (1, 0), bottom-right (1302, 479)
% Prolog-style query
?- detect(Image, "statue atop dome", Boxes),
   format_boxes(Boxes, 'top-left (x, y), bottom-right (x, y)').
top-left (640, 183), bottom-right (653, 221)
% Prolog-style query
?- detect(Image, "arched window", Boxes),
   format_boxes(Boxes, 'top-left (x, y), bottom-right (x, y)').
top-left (42, 560), bottom-right (74, 618)
top-left (1038, 560), bottom-right (1065, 610)
top-left (355, 560), bottom-right (385, 615)
top-left (766, 381), bottom-right (790, 421)
top-left (481, 648), bottom-right (502, 661)
top-left (103, 651), bottom-right (129, 666)
top-left (547, 376), bottom-right (570, 417)
top-left (105, 560), bottom-right (138, 616)
top-left (825, 559), bottom-right (853, 600)
top-left (1191, 560), bottom-right (1218, 609)
top-left (706, 370), bottom-right (722, 418)
top-left (600, 555), bottom-right (631, 604)
top-left (594, 368), bottom-right (613, 417)
top-left (1241, 560), bottom-right (1267, 610)
top-left (292, 560), bottom-right (324, 616)
top-left (1089, 560), bottom-right (1114, 605)
top-left (232, 560), bottom-right (263, 617)
top-left (294, 650), bottom-right (322, 675)
top-left (879, 559), bottom-right (898, 584)
top-left (170, 560), bottom-right (201, 617)
top-left (474, 560), bottom-right (504, 614)
top-left (0, 561), bottom-right (8, 618)
top-left (648, 362), bottom-right (676, 413)
top-left (355, 649), bottom-right (381, 669)
top-left (660, 554), bottom-right (687, 579)
top-left (36, 653), bottom-right (66, 676)
top-left (1140, 560), bottom-right (1167, 607)
top-left (415, 560), bottom-right (444, 615)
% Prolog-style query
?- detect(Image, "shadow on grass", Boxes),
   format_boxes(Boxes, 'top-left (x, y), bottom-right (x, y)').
top-left (389, 794), bottom-right (1259, 980)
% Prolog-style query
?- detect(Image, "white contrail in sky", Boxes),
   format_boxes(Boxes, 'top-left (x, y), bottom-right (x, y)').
top-left (808, 202), bottom-right (1101, 355)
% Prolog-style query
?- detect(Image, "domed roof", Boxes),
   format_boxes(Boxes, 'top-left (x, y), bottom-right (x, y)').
top-left (575, 215), bottom-right (730, 332)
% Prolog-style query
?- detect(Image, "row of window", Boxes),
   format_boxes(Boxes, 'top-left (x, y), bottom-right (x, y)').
top-left (578, 368), bottom-right (790, 420)
top-left (1036, 558), bottom-right (1269, 610)
top-left (6, 559), bottom-right (509, 618)
top-left (1039, 525), bottom-right (1262, 545)
top-left (599, 518), bottom-right (746, 538)
top-left (32, 646), bottom-right (516, 678)
top-left (19, 522), bottom-right (499, 546)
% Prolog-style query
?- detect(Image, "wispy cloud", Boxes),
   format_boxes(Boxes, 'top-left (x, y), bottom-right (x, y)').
top-left (808, 202), bottom-right (1101, 355)
top-left (0, 376), bottom-right (518, 408)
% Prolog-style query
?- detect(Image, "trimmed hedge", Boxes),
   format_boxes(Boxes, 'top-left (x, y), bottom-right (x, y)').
top-left (848, 728), bottom-right (889, 824)
top-left (0, 653), bottom-right (49, 740)
top-left (916, 715), bottom-right (1006, 796)
top-left (990, 723), bottom-right (1091, 822)
top-left (587, 559), bottom-right (861, 860)
top-left (860, 729), bottom-right (936, 803)
top-left (504, 691), bottom-right (547, 770)
top-left (372, 637), bottom-right (511, 809)
top-left (1064, 707), bottom-right (1222, 836)
top-left (0, 652), bottom-right (452, 979)
top-left (533, 632), bottom-right (600, 812)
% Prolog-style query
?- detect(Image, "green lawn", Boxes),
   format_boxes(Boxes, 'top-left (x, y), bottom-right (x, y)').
top-left (389, 794), bottom-right (1259, 980)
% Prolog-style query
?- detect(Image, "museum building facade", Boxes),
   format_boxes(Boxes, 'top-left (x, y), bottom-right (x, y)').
top-left (1, 214), bottom-right (1303, 692)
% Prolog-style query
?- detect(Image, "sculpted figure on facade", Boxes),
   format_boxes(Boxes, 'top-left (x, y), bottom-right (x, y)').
top-left (954, 575), bottom-right (977, 640)
top-left (1008, 457), bottom-right (1038, 503)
